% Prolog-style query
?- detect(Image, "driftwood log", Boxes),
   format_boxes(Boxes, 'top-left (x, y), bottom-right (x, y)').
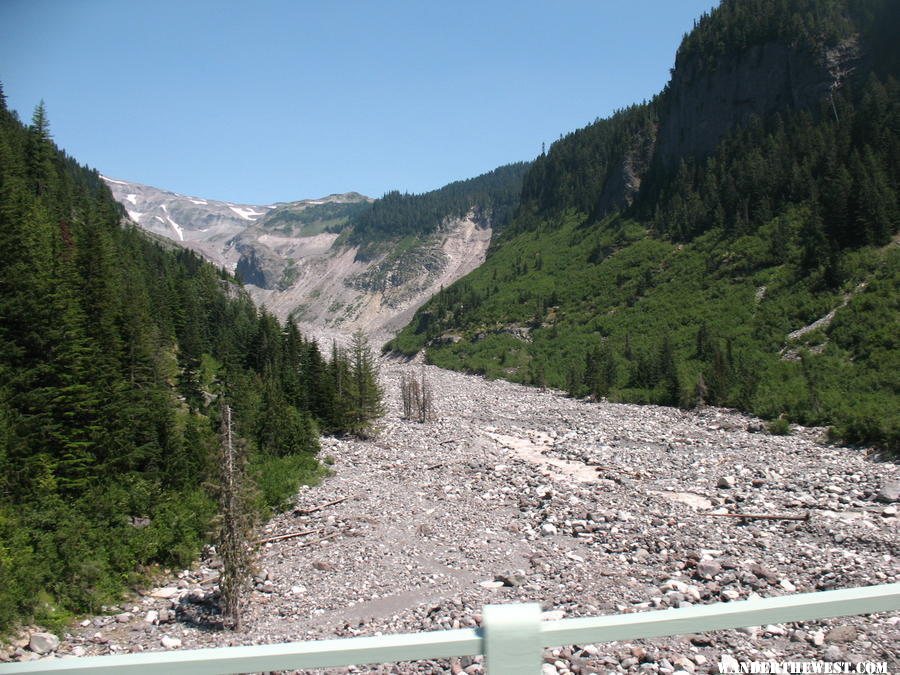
top-left (293, 495), bottom-right (353, 517)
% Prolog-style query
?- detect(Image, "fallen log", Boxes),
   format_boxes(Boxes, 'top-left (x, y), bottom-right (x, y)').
top-left (706, 511), bottom-right (810, 521)
top-left (293, 495), bottom-right (352, 517)
top-left (254, 527), bottom-right (322, 546)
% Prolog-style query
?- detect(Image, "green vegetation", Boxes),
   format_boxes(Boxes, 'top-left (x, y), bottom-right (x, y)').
top-left (258, 198), bottom-right (371, 237)
top-left (347, 162), bottom-right (530, 259)
top-left (391, 211), bottom-right (898, 451)
top-left (0, 91), bottom-right (383, 632)
top-left (390, 0), bottom-right (899, 454)
top-left (674, 0), bottom-right (897, 75)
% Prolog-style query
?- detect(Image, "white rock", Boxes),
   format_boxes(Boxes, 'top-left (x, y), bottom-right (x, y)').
top-left (540, 523), bottom-right (558, 536)
top-left (721, 588), bottom-right (741, 601)
top-left (779, 579), bottom-right (797, 592)
top-left (150, 587), bottom-right (180, 599)
top-left (28, 633), bottom-right (59, 655)
top-left (160, 636), bottom-right (182, 649)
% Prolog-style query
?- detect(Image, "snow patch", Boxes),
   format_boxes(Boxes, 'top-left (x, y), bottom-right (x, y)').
top-left (165, 216), bottom-right (184, 241)
top-left (154, 216), bottom-right (164, 223)
top-left (189, 198), bottom-right (208, 205)
top-left (126, 209), bottom-right (143, 222)
top-left (101, 175), bottom-right (130, 186)
top-left (125, 193), bottom-right (139, 205)
top-left (229, 206), bottom-right (264, 221)
top-left (161, 204), bottom-right (168, 213)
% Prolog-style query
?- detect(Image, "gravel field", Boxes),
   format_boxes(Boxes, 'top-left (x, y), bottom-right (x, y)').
top-left (5, 357), bottom-right (898, 673)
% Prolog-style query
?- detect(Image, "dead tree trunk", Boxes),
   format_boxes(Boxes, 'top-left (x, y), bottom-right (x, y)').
top-left (418, 366), bottom-right (433, 423)
top-left (400, 368), bottom-right (435, 423)
top-left (218, 403), bottom-right (251, 631)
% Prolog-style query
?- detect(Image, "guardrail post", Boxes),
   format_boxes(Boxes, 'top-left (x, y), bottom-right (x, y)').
top-left (482, 603), bottom-right (542, 674)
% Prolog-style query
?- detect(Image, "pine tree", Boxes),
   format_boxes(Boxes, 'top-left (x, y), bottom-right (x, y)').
top-left (26, 101), bottom-right (56, 197)
top-left (346, 330), bottom-right (384, 435)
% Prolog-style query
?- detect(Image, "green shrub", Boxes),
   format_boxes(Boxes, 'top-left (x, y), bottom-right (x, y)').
top-left (767, 417), bottom-right (791, 435)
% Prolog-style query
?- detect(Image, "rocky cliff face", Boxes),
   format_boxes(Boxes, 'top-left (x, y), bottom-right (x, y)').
top-left (101, 176), bottom-right (267, 269)
top-left (656, 37), bottom-right (863, 167)
top-left (595, 120), bottom-right (657, 218)
top-left (249, 215), bottom-right (492, 337)
top-left (104, 177), bottom-right (491, 337)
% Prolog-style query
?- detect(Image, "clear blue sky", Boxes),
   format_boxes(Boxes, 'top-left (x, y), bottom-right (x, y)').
top-left (1, 0), bottom-right (717, 205)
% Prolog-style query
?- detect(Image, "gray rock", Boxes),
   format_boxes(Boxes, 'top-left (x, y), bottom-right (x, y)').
top-left (876, 480), bottom-right (899, 503)
top-left (718, 476), bottom-right (736, 489)
top-left (28, 633), bottom-right (59, 655)
top-left (495, 572), bottom-right (526, 587)
top-left (825, 625), bottom-right (858, 643)
top-left (696, 560), bottom-right (722, 580)
top-left (824, 645), bottom-right (844, 662)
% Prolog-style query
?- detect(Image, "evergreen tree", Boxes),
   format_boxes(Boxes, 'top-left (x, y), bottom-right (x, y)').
top-left (345, 330), bottom-right (384, 435)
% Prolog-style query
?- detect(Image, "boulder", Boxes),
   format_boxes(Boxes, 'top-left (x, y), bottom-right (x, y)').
top-left (876, 481), bottom-right (899, 503)
top-left (28, 633), bottom-right (59, 655)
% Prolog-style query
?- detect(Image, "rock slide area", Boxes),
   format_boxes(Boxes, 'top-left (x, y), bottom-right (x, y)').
top-left (4, 359), bottom-right (898, 673)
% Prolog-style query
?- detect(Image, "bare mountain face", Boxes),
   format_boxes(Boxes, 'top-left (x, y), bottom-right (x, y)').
top-left (102, 176), bottom-right (491, 336)
top-left (101, 176), bottom-right (275, 270)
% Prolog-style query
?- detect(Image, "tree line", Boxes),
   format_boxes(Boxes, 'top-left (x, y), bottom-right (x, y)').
top-left (345, 162), bottom-right (531, 260)
top-left (0, 88), bottom-right (383, 631)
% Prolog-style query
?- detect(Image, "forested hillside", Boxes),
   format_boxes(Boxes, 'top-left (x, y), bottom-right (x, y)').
top-left (345, 162), bottom-right (530, 260)
top-left (389, 0), bottom-right (899, 453)
top-left (0, 88), bottom-right (381, 631)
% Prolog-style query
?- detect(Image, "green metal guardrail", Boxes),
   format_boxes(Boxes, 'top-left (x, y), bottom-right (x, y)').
top-left (1, 583), bottom-right (897, 674)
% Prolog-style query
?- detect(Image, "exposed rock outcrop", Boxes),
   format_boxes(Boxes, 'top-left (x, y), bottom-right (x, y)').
top-left (657, 38), bottom-right (864, 167)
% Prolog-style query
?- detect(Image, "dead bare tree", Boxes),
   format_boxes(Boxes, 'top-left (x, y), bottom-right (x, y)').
top-left (217, 403), bottom-right (252, 630)
top-left (418, 367), bottom-right (433, 423)
top-left (400, 371), bottom-right (416, 420)
top-left (400, 367), bottom-right (435, 423)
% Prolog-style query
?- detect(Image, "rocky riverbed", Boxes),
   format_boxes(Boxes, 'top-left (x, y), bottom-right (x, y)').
top-left (4, 358), bottom-right (898, 673)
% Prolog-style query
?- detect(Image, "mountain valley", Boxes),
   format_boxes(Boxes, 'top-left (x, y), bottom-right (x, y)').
top-left (1, 0), bottom-right (898, 670)
top-left (102, 170), bottom-right (516, 336)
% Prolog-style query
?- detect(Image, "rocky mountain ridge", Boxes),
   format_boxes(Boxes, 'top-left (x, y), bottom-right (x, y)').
top-left (102, 176), bottom-right (493, 335)
top-left (101, 176), bottom-right (369, 273)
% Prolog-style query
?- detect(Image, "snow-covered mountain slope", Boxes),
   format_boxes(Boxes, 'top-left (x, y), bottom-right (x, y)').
top-left (101, 176), bottom-right (275, 270)
top-left (103, 177), bottom-right (490, 337)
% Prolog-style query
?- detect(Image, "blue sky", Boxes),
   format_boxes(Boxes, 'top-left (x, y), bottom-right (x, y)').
top-left (0, 0), bottom-right (718, 204)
